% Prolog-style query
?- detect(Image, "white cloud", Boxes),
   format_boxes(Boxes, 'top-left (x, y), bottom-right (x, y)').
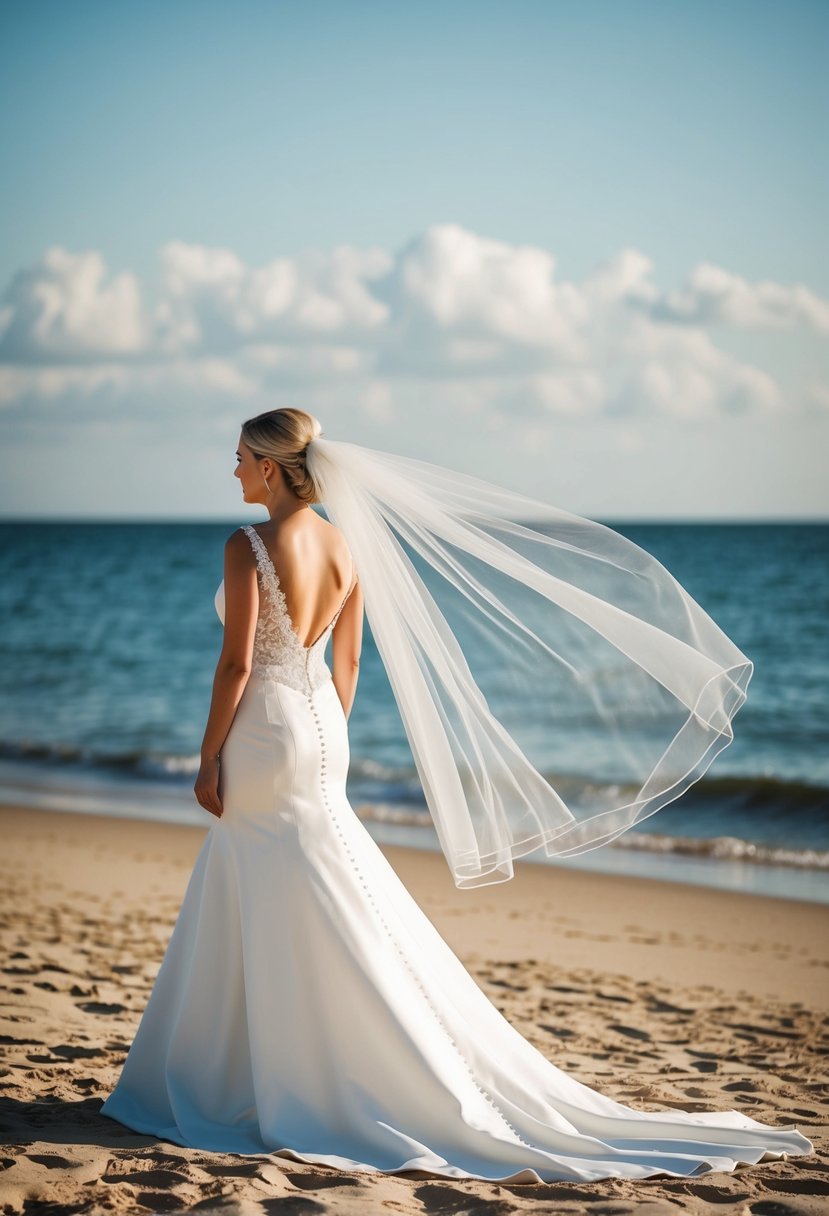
top-left (651, 262), bottom-right (829, 332)
top-left (0, 224), bottom-right (825, 426)
top-left (238, 342), bottom-right (372, 384)
top-left (381, 222), bottom-right (588, 351)
top-left (155, 239), bottom-right (392, 354)
top-left (0, 247), bottom-right (148, 361)
top-left (582, 248), bottom-right (660, 310)
top-left (605, 314), bottom-right (785, 419)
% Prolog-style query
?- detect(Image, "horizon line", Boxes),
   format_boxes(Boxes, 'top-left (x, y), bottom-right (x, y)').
top-left (1, 514), bottom-right (827, 526)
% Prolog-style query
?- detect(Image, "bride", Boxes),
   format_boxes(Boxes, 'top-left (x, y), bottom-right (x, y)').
top-left (100, 407), bottom-right (813, 1182)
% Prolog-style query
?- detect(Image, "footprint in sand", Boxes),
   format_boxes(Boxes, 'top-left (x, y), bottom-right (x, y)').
top-left (101, 1165), bottom-right (192, 1188)
top-left (284, 1172), bottom-right (359, 1191)
top-left (749, 1202), bottom-right (808, 1216)
top-left (727, 1021), bottom-right (802, 1040)
top-left (52, 1043), bottom-right (106, 1059)
top-left (27, 1153), bottom-right (82, 1170)
top-left (762, 1175), bottom-right (829, 1195)
top-left (259, 1198), bottom-right (327, 1214)
top-left (608, 1023), bottom-right (651, 1041)
top-left (648, 997), bottom-right (695, 1015)
top-left (204, 1162), bottom-right (263, 1178)
top-left (663, 1181), bottom-right (751, 1203)
top-left (539, 1023), bottom-right (576, 1039)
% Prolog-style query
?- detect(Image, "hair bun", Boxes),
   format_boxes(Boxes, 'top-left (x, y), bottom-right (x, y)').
top-left (240, 407), bottom-right (324, 505)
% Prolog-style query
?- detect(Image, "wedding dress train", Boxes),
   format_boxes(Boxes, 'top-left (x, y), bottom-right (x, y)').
top-left (100, 524), bottom-right (813, 1183)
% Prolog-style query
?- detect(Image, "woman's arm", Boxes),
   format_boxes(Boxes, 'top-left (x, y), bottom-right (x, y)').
top-left (331, 577), bottom-right (363, 720)
top-left (194, 531), bottom-right (258, 817)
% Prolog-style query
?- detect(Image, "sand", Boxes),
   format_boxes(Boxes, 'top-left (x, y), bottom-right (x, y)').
top-left (0, 802), bottom-right (826, 1214)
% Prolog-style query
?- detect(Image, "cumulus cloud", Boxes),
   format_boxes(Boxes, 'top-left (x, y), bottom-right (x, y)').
top-left (0, 247), bottom-right (148, 362)
top-left (0, 223), bottom-right (825, 422)
top-left (155, 240), bottom-right (392, 354)
top-left (377, 223), bottom-right (589, 360)
top-left (649, 262), bottom-right (829, 332)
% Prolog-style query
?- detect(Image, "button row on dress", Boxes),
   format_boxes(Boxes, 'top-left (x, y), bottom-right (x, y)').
top-left (306, 686), bottom-right (535, 1151)
top-left (381, 920), bottom-right (531, 1142)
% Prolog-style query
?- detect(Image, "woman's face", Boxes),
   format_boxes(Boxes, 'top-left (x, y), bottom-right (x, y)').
top-left (234, 436), bottom-right (268, 504)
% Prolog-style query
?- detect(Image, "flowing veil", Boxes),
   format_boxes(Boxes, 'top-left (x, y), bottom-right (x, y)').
top-left (305, 437), bottom-right (753, 890)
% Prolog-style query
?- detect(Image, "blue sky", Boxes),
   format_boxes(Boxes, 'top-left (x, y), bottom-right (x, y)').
top-left (1, 0), bottom-right (827, 519)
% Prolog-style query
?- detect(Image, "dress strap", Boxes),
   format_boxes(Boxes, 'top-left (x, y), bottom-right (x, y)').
top-left (242, 526), bottom-right (279, 591)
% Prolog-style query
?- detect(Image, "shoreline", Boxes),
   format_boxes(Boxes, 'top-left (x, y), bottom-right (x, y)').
top-left (1, 803), bottom-right (827, 1213)
top-left (2, 763), bottom-right (827, 906)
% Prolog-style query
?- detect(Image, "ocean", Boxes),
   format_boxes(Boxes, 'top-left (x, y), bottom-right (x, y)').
top-left (1, 519), bottom-right (827, 903)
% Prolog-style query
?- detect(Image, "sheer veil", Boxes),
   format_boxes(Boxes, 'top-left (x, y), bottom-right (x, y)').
top-left (305, 437), bottom-right (753, 890)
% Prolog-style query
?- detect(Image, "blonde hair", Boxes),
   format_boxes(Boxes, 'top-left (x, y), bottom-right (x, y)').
top-left (240, 408), bottom-right (323, 505)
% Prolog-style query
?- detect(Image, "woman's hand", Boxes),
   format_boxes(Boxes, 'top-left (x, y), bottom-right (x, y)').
top-left (194, 756), bottom-right (223, 818)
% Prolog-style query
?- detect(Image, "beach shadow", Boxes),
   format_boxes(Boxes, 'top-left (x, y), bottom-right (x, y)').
top-left (0, 1095), bottom-right (158, 1150)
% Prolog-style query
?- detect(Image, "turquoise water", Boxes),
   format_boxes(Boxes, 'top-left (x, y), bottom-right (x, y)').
top-left (1, 519), bottom-right (827, 902)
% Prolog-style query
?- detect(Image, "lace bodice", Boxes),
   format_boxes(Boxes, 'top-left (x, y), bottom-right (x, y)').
top-left (214, 524), bottom-right (353, 693)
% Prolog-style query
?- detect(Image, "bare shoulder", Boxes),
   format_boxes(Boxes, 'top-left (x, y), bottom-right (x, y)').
top-left (226, 525), bottom-right (250, 544)
top-left (317, 516), bottom-right (355, 578)
top-left (279, 511), bottom-right (348, 558)
top-left (223, 526), bottom-right (256, 565)
top-left (236, 514), bottom-right (352, 583)
top-left (315, 513), bottom-right (351, 555)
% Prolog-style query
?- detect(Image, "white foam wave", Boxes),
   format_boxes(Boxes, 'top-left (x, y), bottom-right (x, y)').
top-left (353, 804), bottom-right (829, 872)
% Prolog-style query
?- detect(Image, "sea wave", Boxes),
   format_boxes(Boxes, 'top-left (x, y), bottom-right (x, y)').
top-left (0, 738), bottom-right (202, 778)
top-left (2, 736), bottom-right (828, 873)
top-left (351, 802), bottom-right (829, 873)
top-left (610, 830), bottom-right (829, 871)
top-left (2, 737), bottom-right (826, 811)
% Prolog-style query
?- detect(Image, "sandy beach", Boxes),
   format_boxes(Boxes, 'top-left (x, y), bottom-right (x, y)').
top-left (0, 802), bottom-right (826, 1214)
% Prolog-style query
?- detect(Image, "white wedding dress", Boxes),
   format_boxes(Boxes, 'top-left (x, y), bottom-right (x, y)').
top-left (100, 523), bottom-right (813, 1183)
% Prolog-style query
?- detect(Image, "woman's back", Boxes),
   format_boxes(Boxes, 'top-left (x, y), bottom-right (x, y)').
top-left (249, 511), bottom-right (354, 649)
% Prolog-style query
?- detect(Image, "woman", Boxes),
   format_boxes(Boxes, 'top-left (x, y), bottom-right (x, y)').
top-left (100, 407), bottom-right (813, 1182)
